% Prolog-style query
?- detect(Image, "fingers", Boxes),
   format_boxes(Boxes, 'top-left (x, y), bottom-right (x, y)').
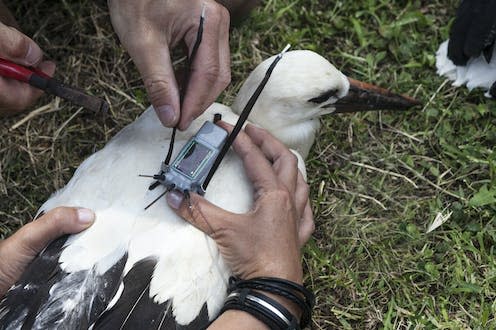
top-left (108, 0), bottom-right (230, 130)
top-left (0, 79), bottom-right (38, 114)
top-left (12, 207), bottom-right (95, 256)
top-left (179, 1), bottom-right (231, 130)
top-left (107, 0), bottom-right (181, 127)
top-left (0, 23), bottom-right (55, 114)
top-left (294, 170), bottom-right (313, 246)
top-left (245, 124), bottom-right (299, 194)
top-left (125, 37), bottom-right (180, 127)
top-left (0, 22), bottom-right (43, 66)
top-left (37, 60), bottom-right (56, 77)
top-left (295, 171), bottom-right (309, 217)
top-left (242, 124), bottom-right (313, 247)
top-left (216, 121), bottom-right (278, 193)
top-left (298, 202), bottom-right (314, 247)
top-left (0, 60), bottom-right (56, 114)
top-left (166, 190), bottom-right (234, 237)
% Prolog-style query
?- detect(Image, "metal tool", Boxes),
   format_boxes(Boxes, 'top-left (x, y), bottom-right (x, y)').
top-left (0, 58), bottom-right (108, 112)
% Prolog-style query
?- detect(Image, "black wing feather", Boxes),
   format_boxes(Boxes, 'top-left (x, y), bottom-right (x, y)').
top-left (93, 258), bottom-right (210, 330)
top-left (448, 0), bottom-right (473, 65)
top-left (464, 0), bottom-right (496, 60)
top-left (490, 81), bottom-right (496, 97)
top-left (93, 258), bottom-right (167, 329)
top-left (0, 235), bottom-right (68, 329)
top-left (448, 0), bottom-right (496, 65)
top-left (0, 236), bottom-right (127, 330)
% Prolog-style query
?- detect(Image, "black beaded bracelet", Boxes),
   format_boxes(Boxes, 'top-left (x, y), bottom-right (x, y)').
top-left (221, 288), bottom-right (300, 330)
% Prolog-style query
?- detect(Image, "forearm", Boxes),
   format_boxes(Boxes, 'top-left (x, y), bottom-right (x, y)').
top-left (0, 1), bottom-right (19, 28)
top-left (209, 310), bottom-right (269, 330)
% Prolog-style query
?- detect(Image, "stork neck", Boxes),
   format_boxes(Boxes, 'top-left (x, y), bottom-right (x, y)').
top-left (261, 119), bottom-right (320, 159)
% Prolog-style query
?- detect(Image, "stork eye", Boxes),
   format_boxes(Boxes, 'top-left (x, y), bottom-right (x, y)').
top-left (308, 89), bottom-right (339, 103)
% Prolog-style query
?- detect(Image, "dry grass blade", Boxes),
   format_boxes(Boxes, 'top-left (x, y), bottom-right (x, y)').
top-left (349, 161), bottom-right (418, 188)
top-left (10, 98), bottom-right (61, 130)
top-left (97, 79), bottom-right (145, 110)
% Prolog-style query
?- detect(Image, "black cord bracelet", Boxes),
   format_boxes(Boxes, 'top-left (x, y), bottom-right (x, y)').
top-left (232, 278), bottom-right (312, 327)
top-left (224, 277), bottom-right (315, 329)
top-left (221, 288), bottom-right (300, 330)
top-left (253, 277), bottom-right (315, 308)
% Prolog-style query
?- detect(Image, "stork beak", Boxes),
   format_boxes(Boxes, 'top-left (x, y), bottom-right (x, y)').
top-left (330, 78), bottom-right (421, 113)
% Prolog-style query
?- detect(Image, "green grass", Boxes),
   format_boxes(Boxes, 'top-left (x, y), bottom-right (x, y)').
top-left (1, 0), bottom-right (495, 328)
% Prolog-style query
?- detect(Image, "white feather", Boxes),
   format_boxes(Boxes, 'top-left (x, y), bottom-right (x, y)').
top-left (426, 208), bottom-right (453, 234)
top-left (436, 40), bottom-right (496, 96)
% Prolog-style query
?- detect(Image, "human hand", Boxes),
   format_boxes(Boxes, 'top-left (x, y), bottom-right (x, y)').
top-left (0, 21), bottom-right (56, 116)
top-left (166, 123), bottom-right (314, 284)
top-left (108, 0), bottom-right (231, 130)
top-left (0, 207), bottom-right (95, 297)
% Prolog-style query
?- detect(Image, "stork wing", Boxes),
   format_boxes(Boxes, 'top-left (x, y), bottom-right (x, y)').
top-left (0, 234), bottom-right (125, 329)
top-left (0, 234), bottom-right (210, 330)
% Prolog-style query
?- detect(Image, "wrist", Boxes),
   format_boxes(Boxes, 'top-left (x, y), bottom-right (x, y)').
top-left (209, 309), bottom-right (269, 330)
top-left (253, 290), bottom-right (301, 320)
top-left (222, 289), bottom-right (300, 329)
top-left (222, 276), bottom-right (315, 329)
top-left (244, 262), bottom-right (304, 285)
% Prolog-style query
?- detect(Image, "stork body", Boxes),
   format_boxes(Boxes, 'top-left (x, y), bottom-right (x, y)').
top-left (0, 50), bottom-right (417, 329)
top-left (436, 0), bottom-right (496, 98)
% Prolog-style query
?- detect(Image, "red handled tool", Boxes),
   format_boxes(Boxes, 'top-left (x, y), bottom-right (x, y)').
top-left (0, 58), bottom-right (108, 112)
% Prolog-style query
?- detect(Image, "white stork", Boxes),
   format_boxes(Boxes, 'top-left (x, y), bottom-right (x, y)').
top-left (0, 50), bottom-right (418, 329)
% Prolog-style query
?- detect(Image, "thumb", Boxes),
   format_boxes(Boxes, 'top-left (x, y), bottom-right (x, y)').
top-left (127, 42), bottom-right (180, 127)
top-left (0, 22), bottom-right (43, 66)
top-left (166, 191), bottom-right (234, 236)
top-left (14, 207), bottom-right (95, 255)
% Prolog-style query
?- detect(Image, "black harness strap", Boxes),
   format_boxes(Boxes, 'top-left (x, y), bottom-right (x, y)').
top-left (201, 44), bottom-right (291, 191)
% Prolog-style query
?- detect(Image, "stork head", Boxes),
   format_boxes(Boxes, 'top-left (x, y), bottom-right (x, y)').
top-left (232, 50), bottom-right (420, 158)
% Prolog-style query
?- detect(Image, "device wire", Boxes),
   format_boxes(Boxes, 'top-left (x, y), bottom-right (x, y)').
top-left (201, 44), bottom-right (291, 191)
top-left (148, 5), bottom-right (206, 191)
top-left (164, 4), bottom-right (205, 166)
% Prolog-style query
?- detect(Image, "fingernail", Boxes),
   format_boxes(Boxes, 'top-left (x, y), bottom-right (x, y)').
top-left (25, 43), bottom-right (40, 66)
top-left (166, 191), bottom-right (184, 209)
top-left (157, 105), bottom-right (176, 126)
top-left (77, 208), bottom-right (95, 224)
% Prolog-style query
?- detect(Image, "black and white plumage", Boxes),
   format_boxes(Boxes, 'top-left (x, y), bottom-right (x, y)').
top-left (0, 50), bottom-right (418, 330)
top-left (436, 0), bottom-right (496, 98)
